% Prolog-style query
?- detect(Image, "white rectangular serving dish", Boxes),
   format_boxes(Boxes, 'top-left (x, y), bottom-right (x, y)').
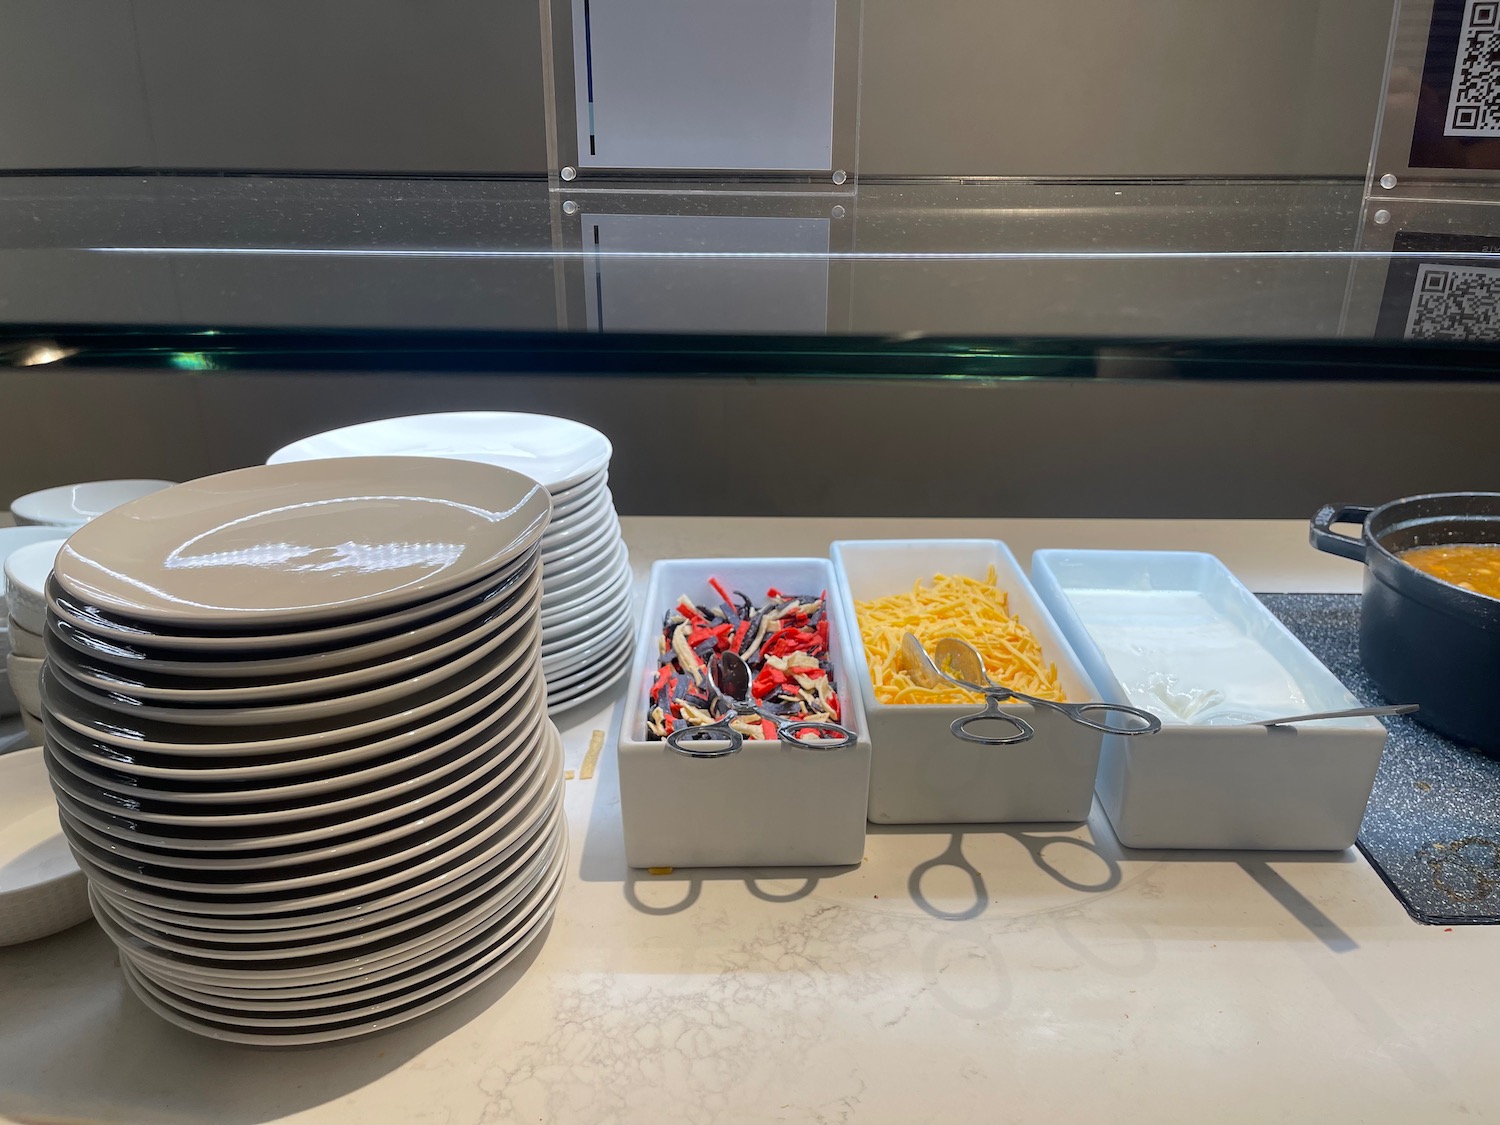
top-left (617, 558), bottom-right (872, 868)
top-left (1029, 550), bottom-right (1387, 851)
top-left (830, 539), bottom-right (1102, 824)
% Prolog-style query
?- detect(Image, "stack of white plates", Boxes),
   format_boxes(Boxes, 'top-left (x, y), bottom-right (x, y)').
top-left (38, 457), bottom-right (568, 1044)
top-left (3, 534), bottom-right (68, 740)
top-left (269, 413), bottom-right (634, 713)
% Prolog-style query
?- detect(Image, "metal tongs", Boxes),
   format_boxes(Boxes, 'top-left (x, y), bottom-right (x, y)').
top-left (665, 651), bottom-right (858, 758)
top-left (899, 633), bottom-right (1163, 746)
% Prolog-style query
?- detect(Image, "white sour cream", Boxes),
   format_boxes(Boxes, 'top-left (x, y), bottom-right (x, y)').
top-left (1063, 589), bottom-right (1309, 726)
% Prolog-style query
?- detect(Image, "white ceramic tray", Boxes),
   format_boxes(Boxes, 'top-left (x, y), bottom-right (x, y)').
top-left (1029, 549), bottom-right (1387, 850)
top-left (618, 558), bottom-right (871, 869)
top-left (830, 539), bottom-right (1102, 825)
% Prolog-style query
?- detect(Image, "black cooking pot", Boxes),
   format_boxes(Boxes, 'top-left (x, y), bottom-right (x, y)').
top-left (1310, 492), bottom-right (1500, 754)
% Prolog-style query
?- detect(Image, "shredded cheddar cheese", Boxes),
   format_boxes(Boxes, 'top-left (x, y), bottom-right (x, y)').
top-left (854, 567), bottom-right (1067, 705)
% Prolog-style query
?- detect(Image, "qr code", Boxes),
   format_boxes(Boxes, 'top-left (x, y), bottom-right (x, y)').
top-left (1405, 263), bottom-right (1500, 339)
top-left (1447, 0), bottom-right (1500, 135)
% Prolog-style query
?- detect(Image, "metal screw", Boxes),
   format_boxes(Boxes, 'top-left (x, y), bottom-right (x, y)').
top-left (1374, 209), bottom-right (1392, 225)
top-left (562, 200), bottom-right (578, 215)
top-left (560, 166), bottom-right (577, 181)
top-left (831, 204), bottom-right (846, 219)
top-left (1380, 173), bottom-right (1397, 190)
top-left (831, 169), bottom-right (848, 185)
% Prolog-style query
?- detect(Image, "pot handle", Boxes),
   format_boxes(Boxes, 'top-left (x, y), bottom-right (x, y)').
top-left (1309, 504), bottom-right (1373, 562)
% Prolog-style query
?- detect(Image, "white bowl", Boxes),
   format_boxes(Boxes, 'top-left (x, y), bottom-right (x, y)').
top-left (10, 479), bottom-right (174, 529)
top-left (54, 460), bottom-right (549, 631)
top-left (0, 526), bottom-right (77, 612)
top-left (268, 412), bottom-right (612, 493)
top-left (618, 558), bottom-right (872, 869)
top-left (6, 616), bottom-right (44, 660)
top-left (20, 709), bottom-right (42, 745)
top-left (1030, 549), bottom-right (1387, 850)
top-left (4, 538), bottom-right (66, 635)
top-left (6, 653), bottom-right (42, 715)
top-left (830, 539), bottom-right (1102, 825)
top-left (0, 746), bottom-right (92, 946)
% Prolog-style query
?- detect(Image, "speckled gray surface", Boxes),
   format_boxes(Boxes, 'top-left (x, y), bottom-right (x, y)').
top-left (1260, 594), bottom-right (1500, 925)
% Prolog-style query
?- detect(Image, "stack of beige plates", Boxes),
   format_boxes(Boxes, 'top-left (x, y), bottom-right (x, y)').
top-left (38, 457), bottom-right (567, 1045)
top-left (269, 412), bottom-right (635, 714)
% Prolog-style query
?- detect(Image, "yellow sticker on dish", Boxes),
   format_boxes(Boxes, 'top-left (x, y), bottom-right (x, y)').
top-left (854, 567), bottom-right (1067, 705)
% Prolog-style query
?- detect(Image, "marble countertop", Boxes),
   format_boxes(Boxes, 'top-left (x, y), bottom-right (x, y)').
top-left (2, 518), bottom-right (1492, 1125)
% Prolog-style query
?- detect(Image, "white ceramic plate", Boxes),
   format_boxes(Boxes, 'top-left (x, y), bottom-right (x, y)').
top-left (93, 729), bottom-right (561, 933)
top-left (0, 746), bottom-right (91, 946)
top-left (544, 631), bottom-right (635, 695)
top-left (60, 734), bottom-right (562, 912)
top-left (116, 850), bottom-right (562, 1043)
top-left (41, 620), bottom-right (539, 756)
top-left (549, 461), bottom-right (608, 501)
top-left (538, 533), bottom-right (625, 590)
top-left (548, 472), bottom-right (608, 516)
top-left (541, 610), bottom-right (633, 665)
top-left (95, 795), bottom-right (562, 950)
top-left (6, 616), bottom-right (44, 660)
top-left (538, 489), bottom-right (615, 552)
top-left (48, 568), bottom-right (539, 707)
top-left (53, 458), bottom-right (551, 629)
top-left (10, 479), bottom-right (174, 529)
top-left (4, 538), bottom-right (66, 635)
top-left (541, 539), bottom-right (629, 605)
top-left (538, 554), bottom-right (633, 627)
top-left (268, 412), bottom-right (611, 493)
top-left (546, 659), bottom-right (632, 715)
top-left (540, 509), bottom-right (621, 572)
top-left (539, 575), bottom-right (633, 644)
top-left (45, 551), bottom-right (537, 676)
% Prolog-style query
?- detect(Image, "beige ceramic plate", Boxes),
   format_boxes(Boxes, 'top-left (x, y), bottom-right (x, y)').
top-left (53, 457), bottom-right (551, 629)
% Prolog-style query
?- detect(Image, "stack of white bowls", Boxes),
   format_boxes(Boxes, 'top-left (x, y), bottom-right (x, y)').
top-left (3, 532), bottom-right (68, 743)
top-left (269, 412), bottom-right (634, 713)
top-left (10, 479), bottom-right (175, 530)
top-left (39, 457), bottom-right (568, 1044)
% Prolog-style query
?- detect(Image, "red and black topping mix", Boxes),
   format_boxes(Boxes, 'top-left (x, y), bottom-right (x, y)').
top-left (645, 578), bottom-right (841, 741)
